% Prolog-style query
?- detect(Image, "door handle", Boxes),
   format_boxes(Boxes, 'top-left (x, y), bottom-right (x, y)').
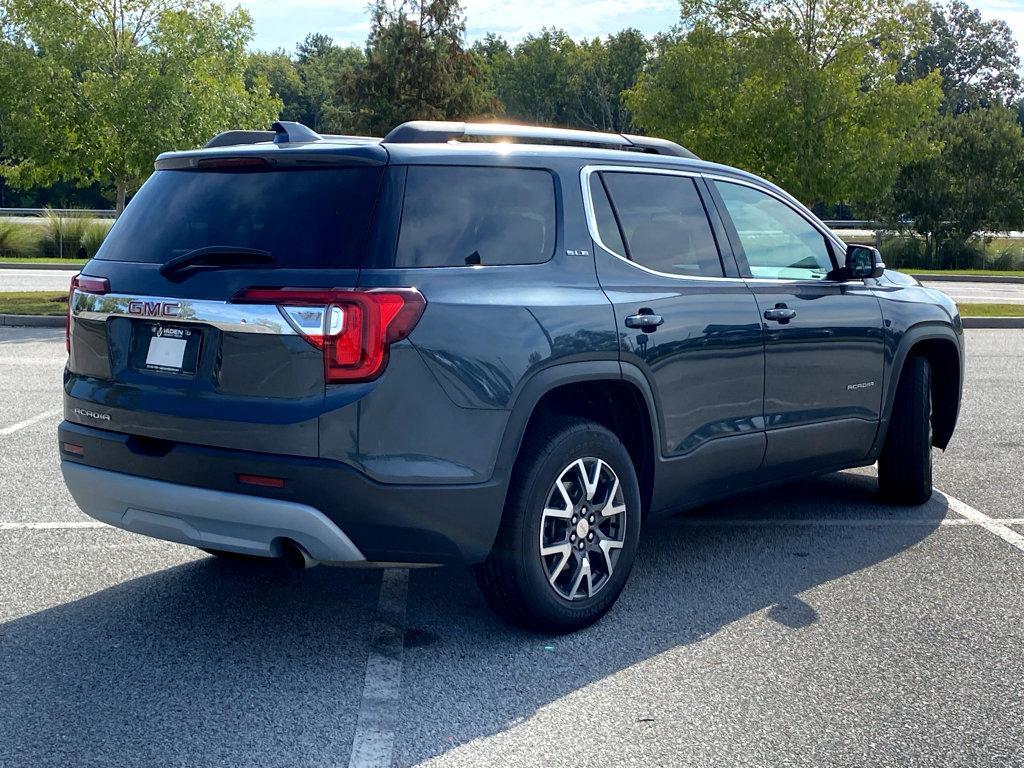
top-left (625, 313), bottom-right (664, 330)
top-left (763, 305), bottom-right (797, 323)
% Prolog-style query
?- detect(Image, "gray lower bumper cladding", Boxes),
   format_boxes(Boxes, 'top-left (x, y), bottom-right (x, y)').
top-left (60, 461), bottom-right (365, 562)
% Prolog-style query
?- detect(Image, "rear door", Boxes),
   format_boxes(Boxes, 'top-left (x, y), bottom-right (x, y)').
top-left (709, 178), bottom-right (884, 478)
top-left (586, 167), bottom-right (766, 511)
top-left (67, 153), bottom-right (386, 457)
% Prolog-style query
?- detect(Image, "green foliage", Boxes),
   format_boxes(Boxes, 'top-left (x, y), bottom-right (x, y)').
top-left (0, 220), bottom-right (40, 257)
top-left (626, 0), bottom-right (943, 211)
top-left (890, 105), bottom-right (1024, 263)
top-left (902, 0), bottom-right (1022, 114)
top-left (476, 28), bottom-right (650, 132)
top-left (80, 219), bottom-right (112, 258)
top-left (0, 0), bottom-right (282, 212)
top-left (39, 209), bottom-right (90, 259)
top-left (349, 0), bottom-right (495, 135)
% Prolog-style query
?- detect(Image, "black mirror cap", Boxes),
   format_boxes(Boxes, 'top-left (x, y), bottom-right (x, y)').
top-left (845, 244), bottom-right (885, 280)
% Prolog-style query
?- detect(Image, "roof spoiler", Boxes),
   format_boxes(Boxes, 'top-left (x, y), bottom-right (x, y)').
top-left (382, 121), bottom-right (699, 159)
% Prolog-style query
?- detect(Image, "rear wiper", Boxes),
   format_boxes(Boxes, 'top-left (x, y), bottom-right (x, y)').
top-left (160, 246), bottom-right (275, 279)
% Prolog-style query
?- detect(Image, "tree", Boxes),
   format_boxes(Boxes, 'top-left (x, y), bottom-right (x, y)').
top-left (902, 0), bottom-right (1022, 114)
top-left (890, 105), bottom-right (1024, 264)
top-left (294, 33), bottom-right (365, 133)
top-left (571, 29), bottom-right (651, 132)
top-left (626, 0), bottom-right (943, 211)
top-left (349, 0), bottom-right (494, 135)
top-left (246, 49), bottom-right (305, 122)
top-left (0, 0), bottom-right (280, 212)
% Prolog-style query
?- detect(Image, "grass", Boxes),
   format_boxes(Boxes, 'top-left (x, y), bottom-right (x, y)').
top-left (0, 256), bottom-right (86, 265)
top-left (912, 268), bottom-right (1024, 277)
top-left (0, 291), bottom-right (68, 315)
top-left (956, 302), bottom-right (1024, 317)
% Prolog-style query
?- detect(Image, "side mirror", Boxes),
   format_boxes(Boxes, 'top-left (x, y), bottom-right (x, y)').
top-left (844, 244), bottom-right (885, 280)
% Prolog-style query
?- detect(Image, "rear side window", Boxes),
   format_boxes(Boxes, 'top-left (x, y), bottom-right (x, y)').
top-left (588, 174), bottom-right (627, 256)
top-left (96, 167), bottom-right (383, 269)
top-left (600, 172), bottom-right (724, 278)
top-left (395, 166), bottom-right (556, 267)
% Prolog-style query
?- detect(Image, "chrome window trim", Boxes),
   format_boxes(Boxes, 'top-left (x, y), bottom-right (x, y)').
top-left (70, 291), bottom-right (297, 335)
top-left (579, 164), bottom-right (848, 286)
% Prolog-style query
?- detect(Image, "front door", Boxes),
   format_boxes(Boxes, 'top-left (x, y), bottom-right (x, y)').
top-left (710, 178), bottom-right (884, 478)
top-left (586, 168), bottom-right (766, 511)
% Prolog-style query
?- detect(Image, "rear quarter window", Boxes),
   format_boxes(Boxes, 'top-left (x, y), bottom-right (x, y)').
top-left (394, 166), bottom-right (557, 267)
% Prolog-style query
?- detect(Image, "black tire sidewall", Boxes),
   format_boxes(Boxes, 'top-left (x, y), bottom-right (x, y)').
top-left (509, 423), bottom-right (642, 630)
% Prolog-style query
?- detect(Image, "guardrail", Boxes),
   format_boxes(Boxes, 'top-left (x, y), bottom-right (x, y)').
top-left (0, 207), bottom-right (117, 219)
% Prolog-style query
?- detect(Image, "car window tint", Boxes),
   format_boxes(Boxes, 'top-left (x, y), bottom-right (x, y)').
top-left (715, 181), bottom-right (833, 280)
top-left (396, 166), bottom-right (556, 267)
top-left (96, 167), bottom-right (383, 268)
top-left (588, 174), bottom-right (626, 256)
top-left (600, 172), bottom-right (724, 278)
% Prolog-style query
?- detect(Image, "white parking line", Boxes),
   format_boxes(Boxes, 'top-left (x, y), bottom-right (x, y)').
top-left (939, 490), bottom-right (1024, 554)
top-left (0, 521), bottom-right (107, 530)
top-left (348, 568), bottom-right (410, 768)
top-left (0, 409), bottom-right (61, 436)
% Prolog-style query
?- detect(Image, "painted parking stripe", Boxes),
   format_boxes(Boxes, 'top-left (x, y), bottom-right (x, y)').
top-left (0, 409), bottom-right (61, 436)
top-left (939, 490), bottom-right (1024, 554)
top-left (0, 521), bottom-right (107, 530)
top-left (348, 568), bottom-right (410, 768)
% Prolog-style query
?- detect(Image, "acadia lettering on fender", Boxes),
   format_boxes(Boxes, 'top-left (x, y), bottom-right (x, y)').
top-left (847, 381), bottom-right (876, 391)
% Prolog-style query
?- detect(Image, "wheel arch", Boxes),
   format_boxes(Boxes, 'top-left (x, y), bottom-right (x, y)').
top-left (495, 362), bottom-right (661, 517)
top-left (875, 324), bottom-right (963, 453)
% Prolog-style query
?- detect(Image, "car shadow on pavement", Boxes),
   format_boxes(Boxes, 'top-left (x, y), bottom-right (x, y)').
top-left (0, 470), bottom-right (947, 766)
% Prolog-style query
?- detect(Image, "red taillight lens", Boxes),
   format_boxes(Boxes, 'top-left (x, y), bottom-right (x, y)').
top-left (232, 287), bottom-right (426, 383)
top-left (66, 273), bottom-right (110, 353)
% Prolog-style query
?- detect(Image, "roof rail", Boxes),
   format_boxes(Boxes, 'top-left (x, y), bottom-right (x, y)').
top-left (382, 121), bottom-right (699, 159)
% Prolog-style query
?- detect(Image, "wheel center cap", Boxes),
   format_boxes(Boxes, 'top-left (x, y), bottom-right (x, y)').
top-left (576, 519), bottom-right (590, 539)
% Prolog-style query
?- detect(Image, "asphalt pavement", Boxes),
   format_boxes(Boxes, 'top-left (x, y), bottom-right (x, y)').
top-left (0, 328), bottom-right (1022, 766)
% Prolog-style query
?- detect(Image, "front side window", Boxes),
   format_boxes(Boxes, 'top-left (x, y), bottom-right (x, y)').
top-left (395, 166), bottom-right (557, 267)
top-left (715, 181), bottom-right (834, 280)
top-left (599, 172), bottom-right (724, 278)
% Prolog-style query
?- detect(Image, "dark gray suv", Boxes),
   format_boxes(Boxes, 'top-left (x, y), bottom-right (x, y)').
top-left (59, 120), bottom-right (964, 631)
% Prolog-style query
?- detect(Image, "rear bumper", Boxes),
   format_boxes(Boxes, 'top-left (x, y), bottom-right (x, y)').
top-left (58, 421), bottom-right (507, 563)
top-left (61, 461), bottom-right (365, 562)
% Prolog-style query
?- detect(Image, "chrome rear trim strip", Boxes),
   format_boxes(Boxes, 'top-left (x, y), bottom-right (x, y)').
top-left (71, 291), bottom-right (296, 335)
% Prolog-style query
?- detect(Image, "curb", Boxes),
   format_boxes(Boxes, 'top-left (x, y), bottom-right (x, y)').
top-left (961, 316), bottom-right (1024, 329)
top-left (0, 262), bottom-right (83, 271)
top-left (0, 314), bottom-right (64, 327)
top-left (911, 273), bottom-right (1024, 284)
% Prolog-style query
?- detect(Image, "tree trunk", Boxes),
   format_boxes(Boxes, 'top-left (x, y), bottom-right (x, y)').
top-left (115, 180), bottom-right (127, 216)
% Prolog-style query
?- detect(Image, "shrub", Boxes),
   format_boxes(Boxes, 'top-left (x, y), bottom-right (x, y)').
top-left (80, 220), bottom-right (112, 258)
top-left (0, 220), bottom-right (40, 257)
top-left (38, 208), bottom-right (91, 259)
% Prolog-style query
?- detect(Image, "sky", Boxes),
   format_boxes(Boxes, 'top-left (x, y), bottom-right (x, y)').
top-left (231, 0), bottom-right (1024, 54)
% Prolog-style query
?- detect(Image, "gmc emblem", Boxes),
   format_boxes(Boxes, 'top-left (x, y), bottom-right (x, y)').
top-left (127, 300), bottom-right (181, 318)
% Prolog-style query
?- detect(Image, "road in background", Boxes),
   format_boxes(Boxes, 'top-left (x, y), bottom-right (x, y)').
top-left (0, 328), bottom-right (1022, 766)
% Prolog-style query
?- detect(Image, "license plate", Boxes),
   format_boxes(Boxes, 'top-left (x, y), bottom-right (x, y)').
top-left (146, 335), bottom-right (187, 370)
top-left (132, 324), bottom-right (201, 374)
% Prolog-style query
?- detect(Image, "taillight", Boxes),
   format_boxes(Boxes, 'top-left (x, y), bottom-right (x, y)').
top-left (66, 273), bottom-right (110, 353)
top-left (232, 287), bottom-right (426, 383)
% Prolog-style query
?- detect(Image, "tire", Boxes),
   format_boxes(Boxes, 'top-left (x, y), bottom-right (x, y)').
top-left (475, 417), bottom-right (642, 633)
top-left (878, 356), bottom-right (933, 505)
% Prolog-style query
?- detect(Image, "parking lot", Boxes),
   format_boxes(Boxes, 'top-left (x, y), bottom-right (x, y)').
top-left (1, 326), bottom-right (1022, 766)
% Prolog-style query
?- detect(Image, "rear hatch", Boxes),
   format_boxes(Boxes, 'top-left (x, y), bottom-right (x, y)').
top-left (66, 144), bottom-right (389, 457)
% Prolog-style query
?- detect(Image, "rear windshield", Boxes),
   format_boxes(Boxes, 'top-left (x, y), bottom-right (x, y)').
top-left (394, 166), bottom-right (557, 267)
top-left (96, 167), bottom-right (384, 268)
